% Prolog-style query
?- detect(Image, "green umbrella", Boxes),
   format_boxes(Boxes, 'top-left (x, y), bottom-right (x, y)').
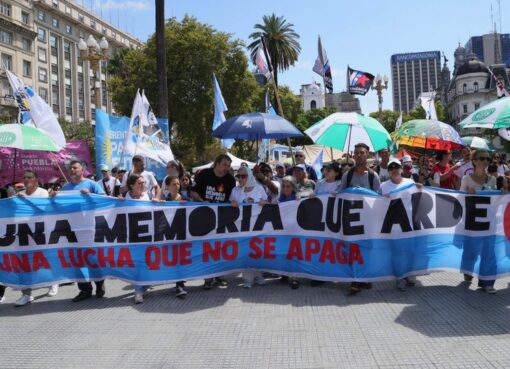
top-left (459, 96), bottom-right (510, 129)
top-left (460, 136), bottom-right (496, 151)
top-left (0, 124), bottom-right (60, 152)
top-left (304, 112), bottom-right (392, 152)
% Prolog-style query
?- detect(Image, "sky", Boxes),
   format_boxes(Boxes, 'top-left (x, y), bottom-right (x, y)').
top-left (84, 0), bottom-right (507, 114)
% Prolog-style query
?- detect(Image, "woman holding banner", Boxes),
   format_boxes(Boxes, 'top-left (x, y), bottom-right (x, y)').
top-left (230, 166), bottom-right (267, 288)
top-left (460, 150), bottom-right (499, 293)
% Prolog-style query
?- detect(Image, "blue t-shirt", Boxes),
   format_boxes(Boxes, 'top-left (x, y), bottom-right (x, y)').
top-left (62, 179), bottom-right (105, 195)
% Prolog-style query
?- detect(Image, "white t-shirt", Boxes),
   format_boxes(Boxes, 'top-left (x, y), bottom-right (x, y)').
top-left (498, 163), bottom-right (509, 176)
top-left (121, 170), bottom-right (158, 196)
top-left (315, 179), bottom-right (341, 195)
top-left (96, 177), bottom-right (119, 196)
top-left (455, 161), bottom-right (474, 178)
top-left (460, 174), bottom-right (497, 191)
top-left (20, 187), bottom-right (49, 198)
top-left (379, 178), bottom-right (415, 196)
top-left (378, 167), bottom-right (389, 182)
top-left (229, 184), bottom-right (267, 204)
top-left (125, 192), bottom-right (150, 201)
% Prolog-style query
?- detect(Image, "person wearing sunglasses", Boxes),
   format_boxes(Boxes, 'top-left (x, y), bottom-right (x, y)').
top-left (287, 149), bottom-right (318, 182)
top-left (13, 170), bottom-right (59, 306)
top-left (379, 158), bottom-right (421, 291)
top-left (460, 150), bottom-right (499, 293)
top-left (230, 166), bottom-right (268, 288)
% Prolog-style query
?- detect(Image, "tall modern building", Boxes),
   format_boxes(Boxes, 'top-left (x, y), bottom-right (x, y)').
top-left (390, 51), bottom-right (441, 114)
top-left (465, 33), bottom-right (510, 67)
top-left (0, 0), bottom-right (141, 123)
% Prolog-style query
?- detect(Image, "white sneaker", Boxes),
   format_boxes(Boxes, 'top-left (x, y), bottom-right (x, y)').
top-left (15, 294), bottom-right (34, 306)
top-left (176, 286), bottom-right (187, 298)
top-left (134, 292), bottom-right (144, 304)
top-left (47, 284), bottom-right (58, 297)
top-left (484, 286), bottom-right (497, 294)
top-left (0, 295), bottom-right (5, 303)
top-left (254, 276), bottom-right (266, 286)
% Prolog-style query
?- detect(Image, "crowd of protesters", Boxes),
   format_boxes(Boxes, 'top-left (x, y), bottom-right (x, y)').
top-left (1, 146), bottom-right (509, 306)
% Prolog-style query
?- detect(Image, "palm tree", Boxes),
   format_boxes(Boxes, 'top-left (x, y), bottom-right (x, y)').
top-left (248, 14), bottom-right (301, 88)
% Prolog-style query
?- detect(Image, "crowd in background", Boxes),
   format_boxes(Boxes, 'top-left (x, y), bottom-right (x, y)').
top-left (1, 145), bottom-right (508, 306)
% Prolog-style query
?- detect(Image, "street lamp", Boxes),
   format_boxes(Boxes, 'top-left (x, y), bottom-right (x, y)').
top-left (371, 74), bottom-right (389, 122)
top-left (78, 35), bottom-right (109, 111)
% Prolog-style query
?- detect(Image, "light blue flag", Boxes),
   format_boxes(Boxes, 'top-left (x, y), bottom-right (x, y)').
top-left (311, 149), bottom-right (324, 180)
top-left (212, 73), bottom-right (235, 149)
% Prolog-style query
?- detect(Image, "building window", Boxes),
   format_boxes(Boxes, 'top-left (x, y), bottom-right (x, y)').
top-left (463, 104), bottom-right (468, 114)
top-left (474, 102), bottom-right (480, 110)
top-left (0, 29), bottom-right (13, 45)
top-left (38, 47), bottom-right (47, 62)
top-left (474, 82), bottom-right (479, 92)
top-left (51, 63), bottom-right (58, 75)
top-left (52, 18), bottom-right (59, 28)
top-left (463, 84), bottom-right (467, 93)
top-left (0, 2), bottom-right (11, 17)
top-left (52, 0), bottom-right (59, 8)
top-left (64, 68), bottom-right (71, 79)
top-left (22, 60), bottom-right (31, 77)
top-left (22, 38), bottom-right (32, 52)
top-left (310, 100), bottom-right (317, 110)
top-left (78, 13), bottom-right (84, 22)
top-left (65, 5), bottom-right (71, 14)
top-left (39, 88), bottom-right (48, 103)
top-left (38, 67), bottom-right (48, 82)
top-left (22, 11), bottom-right (30, 24)
top-left (37, 27), bottom-right (46, 42)
top-left (63, 40), bottom-right (71, 60)
top-left (1, 53), bottom-right (12, 70)
top-left (50, 34), bottom-right (58, 56)
top-left (65, 24), bottom-right (72, 34)
top-left (37, 10), bottom-right (45, 22)
top-left (52, 85), bottom-right (59, 113)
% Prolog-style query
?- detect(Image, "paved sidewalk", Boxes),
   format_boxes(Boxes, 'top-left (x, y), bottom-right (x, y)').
top-left (1, 272), bottom-right (510, 369)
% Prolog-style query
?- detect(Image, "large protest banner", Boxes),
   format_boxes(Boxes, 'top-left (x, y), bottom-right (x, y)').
top-left (95, 109), bottom-right (170, 179)
top-left (1, 186), bottom-right (509, 288)
top-left (0, 140), bottom-right (92, 187)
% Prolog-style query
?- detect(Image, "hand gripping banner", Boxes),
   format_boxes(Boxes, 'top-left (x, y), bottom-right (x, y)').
top-left (1, 186), bottom-right (509, 288)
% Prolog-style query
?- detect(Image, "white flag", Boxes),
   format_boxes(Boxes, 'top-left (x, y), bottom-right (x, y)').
top-left (419, 93), bottom-right (437, 120)
top-left (395, 112), bottom-right (403, 130)
top-left (123, 90), bottom-right (174, 165)
top-left (5, 69), bottom-right (66, 149)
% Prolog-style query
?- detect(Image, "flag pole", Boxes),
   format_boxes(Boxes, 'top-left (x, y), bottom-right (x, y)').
top-left (261, 38), bottom-right (295, 165)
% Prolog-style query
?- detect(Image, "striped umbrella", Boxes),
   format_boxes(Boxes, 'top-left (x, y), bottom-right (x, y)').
top-left (393, 119), bottom-right (464, 151)
top-left (304, 112), bottom-right (392, 153)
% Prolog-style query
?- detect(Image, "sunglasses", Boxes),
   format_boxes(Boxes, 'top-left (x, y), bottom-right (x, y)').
top-left (388, 165), bottom-right (401, 170)
top-left (236, 174), bottom-right (248, 179)
top-left (477, 157), bottom-right (491, 162)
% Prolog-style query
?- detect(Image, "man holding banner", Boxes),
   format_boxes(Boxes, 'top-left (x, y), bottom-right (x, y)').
top-left (53, 160), bottom-right (106, 302)
top-left (120, 155), bottom-right (160, 200)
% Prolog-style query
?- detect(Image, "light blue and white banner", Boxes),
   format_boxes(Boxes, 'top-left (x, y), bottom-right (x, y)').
top-left (1, 186), bottom-right (509, 288)
top-left (95, 109), bottom-right (170, 179)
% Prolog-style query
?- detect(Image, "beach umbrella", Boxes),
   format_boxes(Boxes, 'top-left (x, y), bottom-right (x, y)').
top-left (393, 119), bottom-right (464, 151)
top-left (459, 96), bottom-right (510, 129)
top-left (0, 124), bottom-right (60, 151)
top-left (460, 136), bottom-right (496, 151)
top-left (211, 112), bottom-right (303, 140)
top-left (304, 112), bottom-right (391, 152)
top-left (0, 124), bottom-right (61, 183)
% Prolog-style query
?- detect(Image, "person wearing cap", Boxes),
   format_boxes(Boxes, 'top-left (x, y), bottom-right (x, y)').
top-left (379, 158), bottom-right (421, 291)
top-left (120, 155), bottom-right (161, 199)
top-left (315, 162), bottom-right (342, 195)
top-left (97, 164), bottom-right (120, 197)
top-left (292, 163), bottom-right (315, 198)
top-left (274, 163), bottom-right (286, 184)
top-left (287, 150), bottom-right (318, 182)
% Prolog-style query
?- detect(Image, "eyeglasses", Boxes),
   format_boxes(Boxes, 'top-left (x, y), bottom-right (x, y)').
top-left (236, 174), bottom-right (248, 179)
top-left (477, 157), bottom-right (491, 162)
top-left (101, 170), bottom-right (108, 173)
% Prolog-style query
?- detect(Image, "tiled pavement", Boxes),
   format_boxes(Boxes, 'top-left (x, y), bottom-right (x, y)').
top-left (1, 272), bottom-right (510, 369)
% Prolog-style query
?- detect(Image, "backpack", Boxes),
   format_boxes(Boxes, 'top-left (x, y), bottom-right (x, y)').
top-left (346, 167), bottom-right (376, 190)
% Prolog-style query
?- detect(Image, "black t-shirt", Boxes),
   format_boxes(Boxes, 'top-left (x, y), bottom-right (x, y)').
top-left (191, 168), bottom-right (235, 203)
